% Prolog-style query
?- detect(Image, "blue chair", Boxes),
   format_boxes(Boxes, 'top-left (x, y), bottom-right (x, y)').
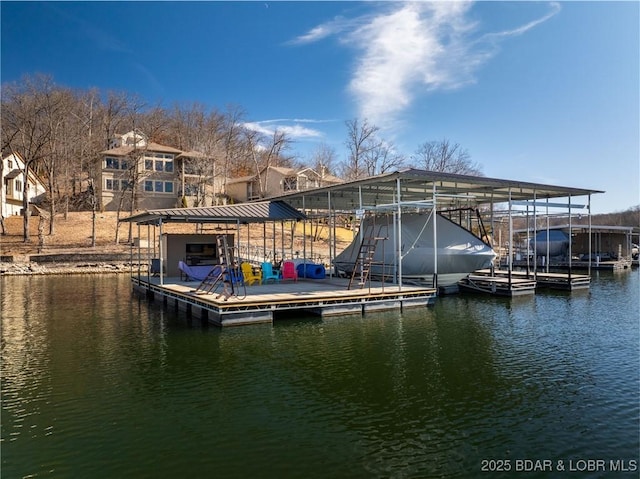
top-left (227, 268), bottom-right (243, 286)
top-left (261, 262), bottom-right (280, 284)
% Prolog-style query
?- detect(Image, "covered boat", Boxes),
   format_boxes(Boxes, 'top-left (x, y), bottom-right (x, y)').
top-left (531, 230), bottom-right (570, 257)
top-left (334, 212), bottom-right (496, 286)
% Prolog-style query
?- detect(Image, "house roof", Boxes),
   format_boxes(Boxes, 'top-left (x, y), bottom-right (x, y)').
top-left (4, 169), bottom-right (21, 180)
top-left (120, 200), bottom-right (307, 225)
top-left (268, 166), bottom-right (296, 175)
top-left (226, 165), bottom-right (343, 185)
top-left (2, 152), bottom-right (47, 188)
top-left (100, 142), bottom-right (183, 156)
top-left (268, 168), bottom-right (604, 212)
top-left (176, 150), bottom-right (211, 160)
top-left (227, 174), bottom-right (256, 185)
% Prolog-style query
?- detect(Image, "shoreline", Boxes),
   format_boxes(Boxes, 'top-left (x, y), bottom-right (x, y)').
top-left (0, 261), bottom-right (145, 276)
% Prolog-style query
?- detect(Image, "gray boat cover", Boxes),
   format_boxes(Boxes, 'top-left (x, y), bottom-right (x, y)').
top-left (334, 212), bottom-right (496, 285)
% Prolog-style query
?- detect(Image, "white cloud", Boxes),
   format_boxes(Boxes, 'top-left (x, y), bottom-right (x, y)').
top-left (293, 1), bottom-right (561, 130)
top-left (243, 119), bottom-right (325, 139)
top-left (484, 2), bottom-right (561, 39)
top-left (289, 15), bottom-right (363, 44)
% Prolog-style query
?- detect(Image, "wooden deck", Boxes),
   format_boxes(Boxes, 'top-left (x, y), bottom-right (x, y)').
top-left (458, 274), bottom-right (537, 297)
top-left (465, 269), bottom-right (591, 293)
top-left (132, 275), bottom-right (437, 326)
top-left (507, 259), bottom-right (632, 271)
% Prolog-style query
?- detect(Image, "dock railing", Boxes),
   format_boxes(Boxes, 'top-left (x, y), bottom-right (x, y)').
top-left (236, 242), bottom-right (329, 267)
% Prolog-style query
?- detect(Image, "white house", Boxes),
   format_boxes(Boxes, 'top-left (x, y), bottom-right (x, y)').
top-left (1, 152), bottom-right (47, 217)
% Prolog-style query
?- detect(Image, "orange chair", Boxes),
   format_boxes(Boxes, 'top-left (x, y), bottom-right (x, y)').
top-left (281, 260), bottom-right (298, 282)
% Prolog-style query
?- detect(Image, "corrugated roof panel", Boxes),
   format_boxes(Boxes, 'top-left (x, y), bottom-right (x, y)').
top-left (120, 200), bottom-right (307, 225)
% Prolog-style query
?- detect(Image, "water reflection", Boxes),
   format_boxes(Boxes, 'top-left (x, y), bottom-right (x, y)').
top-left (1, 272), bottom-right (638, 478)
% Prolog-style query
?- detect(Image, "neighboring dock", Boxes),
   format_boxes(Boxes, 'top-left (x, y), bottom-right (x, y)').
top-left (133, 276), bottom-right (437, 326)
top-left (458, 273), bottom-right (537, 297)
top-left (463, 268), bottom-right (591, 295)
top-left (506, 259), bottom-right (633, 271)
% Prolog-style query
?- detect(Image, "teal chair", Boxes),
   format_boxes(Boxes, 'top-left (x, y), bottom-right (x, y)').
top-left (261, 262), bottom-right (280, 283)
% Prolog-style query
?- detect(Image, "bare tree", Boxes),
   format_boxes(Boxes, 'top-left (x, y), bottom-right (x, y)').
top-left (1, 74), bottom-right (60, 242)
top-left (411, 139), bottom-right (483, 175)
top-left (139, 104), bottom-right (170, 143)
top-left (40, 86), bottom-right (73, 234)
top-left (167, 104), bottom-right (225, 206)
top-left (340, 118), bottom-right (405, 179)
top-left (219, 105), bottom-right (247, 195)
top-left (109, 97), bottom-right (149, 244)
top-left (69, 89), bottom-right (104, 246)
top-left (341, 118), bottom-right (383, 180)
top-left (308, 142), bottom-right (337, 185)
top-left (363, 140), bottom-right (405, 177)
top-left (257, 128), bottom-right (293, 198)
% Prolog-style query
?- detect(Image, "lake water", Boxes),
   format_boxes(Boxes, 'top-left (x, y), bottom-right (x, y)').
top-left (1, 270), bottom-right (638, 478)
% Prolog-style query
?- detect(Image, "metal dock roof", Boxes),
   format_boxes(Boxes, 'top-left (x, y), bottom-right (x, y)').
top-left (269, 168), bottom-right (604, 211)
top-left (120, 200), bottom-right (307, 225)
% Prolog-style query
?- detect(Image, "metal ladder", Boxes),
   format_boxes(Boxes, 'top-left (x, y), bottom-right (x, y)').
top-left (194, 235), bottom-right (243, 298)
top-left (347, 236), bottom-right (384, 289)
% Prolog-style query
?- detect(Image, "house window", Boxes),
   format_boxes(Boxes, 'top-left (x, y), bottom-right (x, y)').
top-left (105, 179), bottom-right (119, 191)
top-left (105, 179), bottom-right (132, 191)
top-left (283, 176), bottom-right (297, 191)
top-left (143, 180), bottom-right (173, 193)
top-left (105, 157), bottom-right (120, 169)
top-left (15, 180), bottom-right (23, 192)
top-left (142, 152), bottom-right (174, 172)
top-left (7, 160), bottom-right (13, 169)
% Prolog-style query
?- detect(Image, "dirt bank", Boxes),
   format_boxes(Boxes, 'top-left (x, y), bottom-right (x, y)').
top-left (1, 211), bottom-right (352, 276)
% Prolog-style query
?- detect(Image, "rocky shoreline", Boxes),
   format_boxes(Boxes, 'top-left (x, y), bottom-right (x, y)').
top-left (0, 248), bottom-right (153, 276)
top-left (0, 261), bottom-right (146, 276)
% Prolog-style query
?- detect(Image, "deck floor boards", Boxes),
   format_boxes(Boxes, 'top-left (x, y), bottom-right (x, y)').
top-left (133, 275), bottom-right (437, 326)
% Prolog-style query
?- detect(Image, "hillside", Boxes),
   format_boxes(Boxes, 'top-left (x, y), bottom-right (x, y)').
top-left (0, 211), bottom-right (353, 261)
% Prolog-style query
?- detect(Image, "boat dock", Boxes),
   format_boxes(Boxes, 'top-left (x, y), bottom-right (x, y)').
top-left (133, 276), bottom-right (437, 327)
top-left (506, 259), bottom-right (633, 271)
top-left (458, 268), bottom-right (591, 296)
top-left (119, 169), bottom-right (615, 321)
top-left (458, 273), bottom-right (537, 297)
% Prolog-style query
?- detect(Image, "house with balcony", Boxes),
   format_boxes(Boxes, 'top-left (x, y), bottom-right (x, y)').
top-left (98, 131), bottom-right (341, 210)
top-left (99, 131), bottom-right (228, 211)
top-left (98, 131), bottom-right (183, 211)
top-left (1, 152), bottom-right (47, 217)
top-left (175, 150), bottom-right (226, 207)
top-left (226, 165), bottom-right (342, 203)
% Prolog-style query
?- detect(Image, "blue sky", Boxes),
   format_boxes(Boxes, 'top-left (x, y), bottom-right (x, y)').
top-left (1, 1), bottom-right (638, 214)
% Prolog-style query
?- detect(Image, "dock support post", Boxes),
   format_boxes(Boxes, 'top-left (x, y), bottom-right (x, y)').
top-left (397, 177), bottom-right (403, 290)
top-left (508, 188), bottom-right (513, 289)
top-left (568, 195), bottom-right (572, 283)
top-left (431, 181), bottom-right (437, 290)
top-left (588, 195), bottom-right (592, 277)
